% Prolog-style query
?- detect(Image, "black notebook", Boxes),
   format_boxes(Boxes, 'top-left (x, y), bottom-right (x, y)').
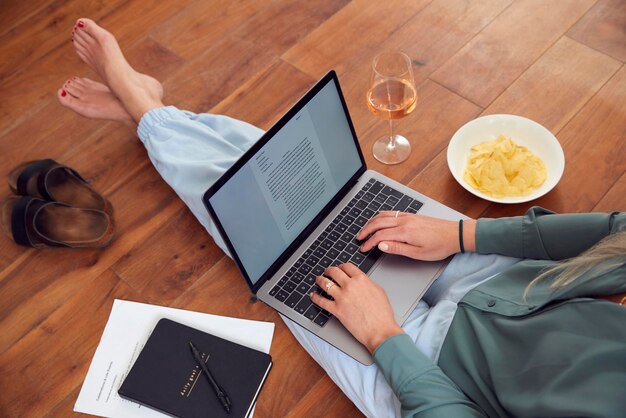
top-left (118, 318), bottom-right (272, 418)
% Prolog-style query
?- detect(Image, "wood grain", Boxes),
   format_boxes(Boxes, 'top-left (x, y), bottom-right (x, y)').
top-left (0, 0), bottom-right (52, 37)
top-left (0, 270), bottom-right (142, 417)
top-left (311, 0), bottom-right (512, 144)
top-left (593, 172), bottom-right (626, 212)
top-left (283, 375), bottom-right (364, 418)
top-left (150, 0), bottom-right (268, 60)
top-left (0, 0), bottom-right (125, 84)
top-left (484, 36), bottom-right (621, 133)
top-left (1, 1), bottom-right (624, 416)
top-left (283, 0), bottom-right (432, 77)
top-left (0, 167), bottom-right (182, 355)
top-left (431, 0), bottom-right (597, 107)
top-left (111, 207), bottom-right (224, 305)
top-left (211, 60), bottom-right (315, 130)
top-left (567, 0), bottom-right (626, 62)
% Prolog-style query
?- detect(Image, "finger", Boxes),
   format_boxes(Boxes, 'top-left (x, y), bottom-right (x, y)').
top-left (310, 291), bottom-right (334, 314)
top-left (378, 210), bottom-right (409, 218)
top-left (324, 266), bottom-right (350, 286)
top-left (315, 275), bottom-right (340, 296)
top-left (360, 226), bottom-right (405, 252)
top-left (377, 240), bottom-right (421, 259)
top-left (357, 215), bottom-right (401, 240)
top-left (337, 262), bottom-right (364, 277)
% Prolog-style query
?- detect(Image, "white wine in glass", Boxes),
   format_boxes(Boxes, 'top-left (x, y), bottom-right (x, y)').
top-left (367, 51), bottom-right (417, 164)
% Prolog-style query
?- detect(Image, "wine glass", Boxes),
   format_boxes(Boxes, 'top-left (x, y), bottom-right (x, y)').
top-left (366, 51), bottom-right (417, 164)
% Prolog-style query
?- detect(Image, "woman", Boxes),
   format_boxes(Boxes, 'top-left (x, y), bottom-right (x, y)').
top-left (55, 19), bottom-right (625, 417)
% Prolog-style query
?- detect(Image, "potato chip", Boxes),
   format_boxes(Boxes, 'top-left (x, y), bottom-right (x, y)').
top-left (463, 134), bottom-right (547, 198)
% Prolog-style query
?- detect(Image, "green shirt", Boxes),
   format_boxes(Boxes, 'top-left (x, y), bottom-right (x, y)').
top-left (374, 207), bottom-right (626, 417)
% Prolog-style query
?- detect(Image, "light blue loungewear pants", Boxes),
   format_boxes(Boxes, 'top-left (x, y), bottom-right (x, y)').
top-left (137, 106), bottom-right (520, 418)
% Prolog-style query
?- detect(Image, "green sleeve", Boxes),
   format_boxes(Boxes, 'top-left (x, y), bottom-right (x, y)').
top-left (374, 334), bottom-right (486, 418)
top-left (475, 206), bottom-right (625, 260)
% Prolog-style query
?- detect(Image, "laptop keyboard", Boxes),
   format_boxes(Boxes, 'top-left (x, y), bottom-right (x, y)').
top-left (269, 178), bottom-right (423, 327)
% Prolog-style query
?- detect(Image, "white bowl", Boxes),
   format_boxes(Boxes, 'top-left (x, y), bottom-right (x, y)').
top-left (447, 114), bottom-right (565, 204)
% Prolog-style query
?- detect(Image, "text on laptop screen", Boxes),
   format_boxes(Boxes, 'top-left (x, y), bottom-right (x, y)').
top-left (209, 80), bottom-right (362, 284)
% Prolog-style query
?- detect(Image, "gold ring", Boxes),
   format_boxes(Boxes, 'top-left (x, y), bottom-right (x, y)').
top-left (395, 210), bottom-right (400, 218)
top-left (325, 282), bottom-right (334, 292)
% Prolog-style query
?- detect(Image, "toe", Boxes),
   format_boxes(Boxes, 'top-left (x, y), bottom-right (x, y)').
top-left (73, 32), bottom-right (89, 50)
top-left (75, 18), bottom-right (92, 33)
top-left (57, 88), bottom-right (75, 108)
top-left (73, 27), bottom-right (93, 46)
top-left (78, 18), bottom-right (102, 39)
top-left (64, 81), bottom-right (81, 98)
top-left (73, 77), bottom-right (87, 89)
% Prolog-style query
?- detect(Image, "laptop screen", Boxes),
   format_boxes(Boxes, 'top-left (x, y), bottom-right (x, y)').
top-left (204, 72), bottom-right (364, 290)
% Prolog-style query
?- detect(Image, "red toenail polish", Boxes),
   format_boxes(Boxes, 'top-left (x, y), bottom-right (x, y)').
top-left (78, 21), bottom-right (84, 28)
top-left (61, 90), bottom-right (67, 97)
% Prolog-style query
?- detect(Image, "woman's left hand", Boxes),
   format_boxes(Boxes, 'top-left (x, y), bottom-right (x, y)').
top-left (310, 263), bottom-right (404, 353)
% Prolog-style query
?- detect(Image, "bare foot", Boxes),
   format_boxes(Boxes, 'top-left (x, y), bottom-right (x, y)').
top-left (71, 18), bottom-right (163, 122)
top-left (57, 77), bottom-right (134, 126)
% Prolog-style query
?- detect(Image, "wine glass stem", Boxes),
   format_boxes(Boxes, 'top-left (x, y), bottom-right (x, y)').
top-left (388, 119), bottom-right (395, 149)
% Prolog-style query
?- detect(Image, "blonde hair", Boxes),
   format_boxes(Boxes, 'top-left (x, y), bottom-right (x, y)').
top-left (524, 231), bottom-right (626, 299)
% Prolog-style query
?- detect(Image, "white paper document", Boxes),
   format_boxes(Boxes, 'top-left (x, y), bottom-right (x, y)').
top-left (74, 299), bottom-right (275, 417)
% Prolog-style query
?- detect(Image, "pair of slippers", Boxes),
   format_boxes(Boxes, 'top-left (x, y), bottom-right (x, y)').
top-left (1, 159), bottom-right (115, 248)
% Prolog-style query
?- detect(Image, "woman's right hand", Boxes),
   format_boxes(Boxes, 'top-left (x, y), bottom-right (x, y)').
top-left (356, 212), bottom-right (476, 261)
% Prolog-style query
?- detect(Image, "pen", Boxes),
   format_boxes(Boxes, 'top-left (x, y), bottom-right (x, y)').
top-left (188, 341), bottom-right (232, 414)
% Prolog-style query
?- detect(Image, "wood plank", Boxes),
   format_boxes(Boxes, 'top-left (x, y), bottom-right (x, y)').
top-left (0, 0), bottom-right (193, 135)
top-left (0, 167), bottom-right (183, 355)
top-left (0, 269), bottom-right (142, 417)
top-left (484, 36), bottom-right (621, 133)
top-left (0, 123), bottom-right (144, 274)
top-left (0, 94), bottom-right (106, 175)
top-left (0, 36), bottom-right (183, 193)
top-left (0, 0), bottom-right (51, 38)
top-left (160, 0), bottom-right (348, 114)
top-left (315, 0), bottom-right (512, 146)
top-left (211, 60), bottom-right (316, 130)
top-left (160, 39), bottom-right (280, 113)
top-left (45, 386), bottom-right (82, 418)
top-left (481, 64), bottom-right (626, 218)
top-left (284, 376), bottom-right (364, 418)
top-left (430, 0), bottom-right (597, 107)
top-left (0, 0), bottom-right (126, 85)
top-left (153, 0), bottom-right (349, 61)
top-left (255, 321), bottom-right (331, 418)
top-left (283, 0), bottom-right (432, 78)
top-left (593, 172), bottom-right (626, 212)
top-left (567, 0), bottom-right (626, 62)
top-left (150, 0), bottom-right (267, 59)
top-left (111, 207), bottom-right (224, 305)
top-left (233, 0), bottom-right (351, 57)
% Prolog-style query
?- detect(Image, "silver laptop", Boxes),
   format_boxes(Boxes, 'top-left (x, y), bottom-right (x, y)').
top-left (203, 71), bottom-right (463, 365)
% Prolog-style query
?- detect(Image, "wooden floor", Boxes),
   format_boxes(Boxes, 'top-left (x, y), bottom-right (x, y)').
top-left (0, 0), bottom-right (624, 416)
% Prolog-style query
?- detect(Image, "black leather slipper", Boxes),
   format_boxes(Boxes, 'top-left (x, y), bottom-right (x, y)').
top-left (8, 159), bottom-right (113, 216)
top-left (1, 196), bottom-right (114, 248)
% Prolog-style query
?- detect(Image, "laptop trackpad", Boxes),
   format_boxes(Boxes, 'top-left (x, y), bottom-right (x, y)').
top-left (369, 254), bottom-right (446, 321)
